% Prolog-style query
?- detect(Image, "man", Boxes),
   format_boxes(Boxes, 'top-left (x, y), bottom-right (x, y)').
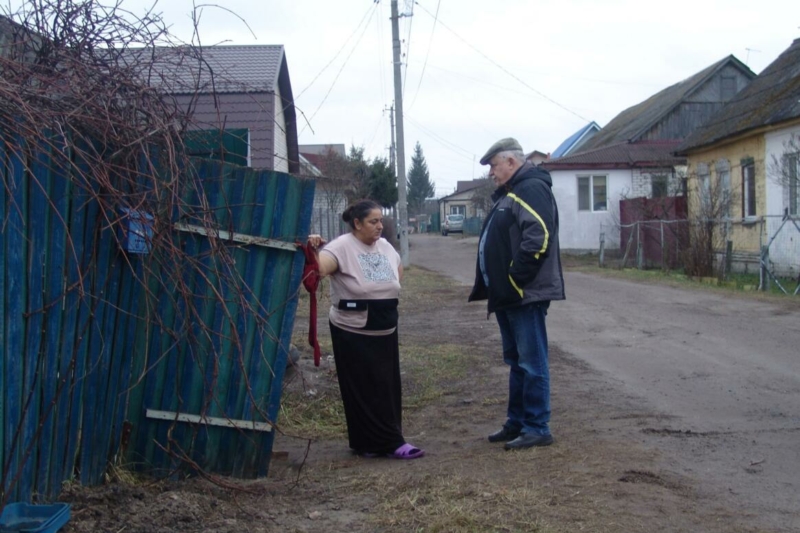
top-left (469, 137), bottom-right (565, 450)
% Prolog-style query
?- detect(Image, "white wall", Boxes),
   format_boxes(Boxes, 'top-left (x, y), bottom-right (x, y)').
top-left (765, 124), bottom-right (800, 215)
top-left (550, 168), bottom-right (633, 250)
top-left (764, 124), bottom-right (800, 278)
top-left (273, 83), bottom-right (288, 173)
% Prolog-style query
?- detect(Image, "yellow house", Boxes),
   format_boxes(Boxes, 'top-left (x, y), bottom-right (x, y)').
top-left (676, 38), bottom-right (800, 278)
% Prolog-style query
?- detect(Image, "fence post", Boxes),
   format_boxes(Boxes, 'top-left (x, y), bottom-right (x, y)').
top-left (724, 240), bottom-right (733, 281)
top-left (660, 221), bottom-right (666, 271)
top-left (599, 231), bottom-right (605, 268)
top-left (760, 245), bottom-right (770, 292)
top-left (636, 222), bottom-right (643, 270)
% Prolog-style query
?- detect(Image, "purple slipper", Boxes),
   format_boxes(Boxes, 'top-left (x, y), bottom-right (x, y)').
top-left (388, 443), bottom-right (425, 459)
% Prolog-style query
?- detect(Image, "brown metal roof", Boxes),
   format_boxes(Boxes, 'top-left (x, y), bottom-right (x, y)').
top-left (542, 141), bottom-right (684, 170)
top-left (677, 38), bottom-right (800, 154)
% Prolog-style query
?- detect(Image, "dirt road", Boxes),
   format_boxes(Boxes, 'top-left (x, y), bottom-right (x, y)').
top-left (409, 233), bottom-right (800, 531)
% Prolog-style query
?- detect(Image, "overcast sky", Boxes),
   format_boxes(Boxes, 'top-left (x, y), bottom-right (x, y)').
top-left (12, 0), bottom-right (799, 197)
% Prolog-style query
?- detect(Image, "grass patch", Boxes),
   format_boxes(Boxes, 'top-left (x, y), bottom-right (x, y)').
top-left (401, 343), bottom-right (469, 408)
top-left (278, 384), bottom-right (346, 440)
top-left (354, 471), bottom-right (558, 533)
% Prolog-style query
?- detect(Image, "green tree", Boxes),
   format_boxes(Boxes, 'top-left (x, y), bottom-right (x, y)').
top-left (407, 142), bottom-right (435, 214)
top-left (346, 145), bottom-right (371, 202)
top-left (368, 157), bottom-right (398, 208)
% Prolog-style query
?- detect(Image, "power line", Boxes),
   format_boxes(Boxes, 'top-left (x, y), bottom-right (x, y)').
top-left (294, 3), bottom-right (377, 102)
top-left (414, 1), bottom-right (590, 123)
top-left (404, 114), bottom-right (474, 161)
top-left (401, 0), bottom-right (414, 98)
top-left (408, 0), bottom-right (440, 110)
top-left (300, 3), bottom-right (379, 134)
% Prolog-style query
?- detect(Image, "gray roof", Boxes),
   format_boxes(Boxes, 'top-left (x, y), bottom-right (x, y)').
top-left (677, 38), bottom-right (800, 154)
top-left (581, 56), bottom-right (754, 151)
top-left (542, 141), bottom-right (684, 170)
top-left (127, 44), bottom-right (287, 95)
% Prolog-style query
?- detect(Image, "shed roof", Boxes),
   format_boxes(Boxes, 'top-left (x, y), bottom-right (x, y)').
top-left (127, 44), bottom-right (287, 95)
top-left (677, 38), bottom-right (800, 154)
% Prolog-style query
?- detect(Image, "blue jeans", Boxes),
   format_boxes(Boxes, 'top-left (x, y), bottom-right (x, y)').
top-left (495, 301), bottom-right (551, 436)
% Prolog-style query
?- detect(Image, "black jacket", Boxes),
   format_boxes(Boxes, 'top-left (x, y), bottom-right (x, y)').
top-left (468, 163), bottom-right (565, 313)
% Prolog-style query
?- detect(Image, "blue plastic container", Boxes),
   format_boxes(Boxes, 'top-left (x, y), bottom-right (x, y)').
top-left (0, 503), bottom-right (71, 533)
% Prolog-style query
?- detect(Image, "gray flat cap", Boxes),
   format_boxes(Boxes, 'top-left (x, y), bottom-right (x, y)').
top-left (479, 137), bottom-right (523, 165)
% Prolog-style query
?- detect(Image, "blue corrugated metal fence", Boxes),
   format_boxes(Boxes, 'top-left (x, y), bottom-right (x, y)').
top-left (0, 136), bottom-right (313, 507)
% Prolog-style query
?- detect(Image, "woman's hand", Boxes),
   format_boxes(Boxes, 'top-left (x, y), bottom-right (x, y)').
top-left (307, 234), bottom-right (326, 251)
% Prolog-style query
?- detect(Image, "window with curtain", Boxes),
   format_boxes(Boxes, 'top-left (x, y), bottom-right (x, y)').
top-left (577, 175), bottom-right (607, 211)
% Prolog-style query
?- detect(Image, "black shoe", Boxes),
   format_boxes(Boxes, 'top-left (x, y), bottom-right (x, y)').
top-left (504, 433), bottom-right (554, 450)
top-left (488, 426), bottom-right (521, 443)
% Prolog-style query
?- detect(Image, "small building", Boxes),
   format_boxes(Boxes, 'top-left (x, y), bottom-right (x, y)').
top-left (544, 55), bottom-right (756, 251)
top-left (132, 45), bottom-right (300, 173)
top-left (676, 38), bottom-right (800, 278)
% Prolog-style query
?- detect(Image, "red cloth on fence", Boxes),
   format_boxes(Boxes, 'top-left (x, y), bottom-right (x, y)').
top-left (299, 242), bottom-right (322, 366)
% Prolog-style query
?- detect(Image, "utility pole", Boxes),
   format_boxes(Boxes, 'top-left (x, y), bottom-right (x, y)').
top-left (385, 103), bottom-right (395, 172)
top-left (390, 0), bottom-right (409, 267)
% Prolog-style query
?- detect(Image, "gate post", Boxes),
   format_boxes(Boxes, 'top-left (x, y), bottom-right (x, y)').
top-left (760, 245), bottom-right (770, 292)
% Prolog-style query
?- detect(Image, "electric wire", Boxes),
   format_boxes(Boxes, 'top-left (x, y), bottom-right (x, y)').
top-left (294, 2), bottom-right (376, 102)
top-left (405, 114), bottom-right (475, 161)
top-left (408, 0), bottom-right (440, 109)
top-left (401, 0), bottom-right (415, 99)
top-left (414, 1), bottom-right (590, 123)
top-left (300, 3), bottom-right (379, 134)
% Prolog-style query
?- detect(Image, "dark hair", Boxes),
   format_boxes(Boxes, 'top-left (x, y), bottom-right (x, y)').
top-left (342, 199), bottom-right (381, 230)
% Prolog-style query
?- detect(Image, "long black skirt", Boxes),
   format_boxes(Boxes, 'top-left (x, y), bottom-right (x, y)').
top-left (329, 322), bottom-right (405, 454)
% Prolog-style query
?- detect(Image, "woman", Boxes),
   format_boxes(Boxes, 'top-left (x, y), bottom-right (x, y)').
top-left (306, 199), bottom-right (424, 459)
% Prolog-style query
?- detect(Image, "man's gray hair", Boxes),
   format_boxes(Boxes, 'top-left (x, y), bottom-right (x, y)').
top-left (497, 150), bottom-right (525, 164)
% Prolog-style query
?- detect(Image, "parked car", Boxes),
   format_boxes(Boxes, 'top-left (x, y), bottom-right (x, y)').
top-left (441, 214), bottom-right (464, 236)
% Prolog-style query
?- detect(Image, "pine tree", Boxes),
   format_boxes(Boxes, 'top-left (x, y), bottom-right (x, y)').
top-left (406, 142), bottom-right (435, 214)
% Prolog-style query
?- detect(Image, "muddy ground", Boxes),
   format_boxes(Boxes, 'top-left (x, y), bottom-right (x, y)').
top-left (58, 235), bottom-right (798, 533)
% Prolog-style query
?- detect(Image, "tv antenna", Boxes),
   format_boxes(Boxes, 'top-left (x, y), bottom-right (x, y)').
top-left (745, 47), bottom-right (761, 66)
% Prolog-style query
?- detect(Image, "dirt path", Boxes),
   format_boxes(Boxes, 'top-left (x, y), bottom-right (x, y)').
top-left (60, 233), bottom-right (800, 533)
top-left (409, 232), bottom-right (800, 532)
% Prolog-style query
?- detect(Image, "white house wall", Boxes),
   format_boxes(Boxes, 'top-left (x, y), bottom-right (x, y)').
top-left (764, 124), bottom-right (800, 278)
top-left (273, 83), bottom-right (289, 173)
top-left (550, 168), bottom-right (632, 251)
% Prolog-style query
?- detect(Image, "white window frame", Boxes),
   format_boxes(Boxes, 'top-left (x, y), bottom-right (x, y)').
top-left (450, 205), bottom-right (466, 216)
top-left (577, 175), bottom-right (607, 212)
top-left (741, 159), bottom-right (756, 219)
top-left (786, 152), bottom-right (798, 216)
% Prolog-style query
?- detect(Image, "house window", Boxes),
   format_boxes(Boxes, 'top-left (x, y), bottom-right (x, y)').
top-left (716, 159), bottom-right (731, 218)
top-left (741, 158), bottom-right (756, 218)
top-left (786, 153), bottom-right (798, 216)
top-left (450, 205), bottom-right (466, 216)
top-left (651, 175), bottom-right (669, 198)
top-left (577, 175), bottom-right (607, 212)
top-left (696, 163), bottom-right (711, 213)
top-left (184, 128), bottom-right (250, 166)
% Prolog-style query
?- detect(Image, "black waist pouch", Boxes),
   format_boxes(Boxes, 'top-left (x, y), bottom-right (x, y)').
top-left (338, 298), bottom-right (399, 330)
